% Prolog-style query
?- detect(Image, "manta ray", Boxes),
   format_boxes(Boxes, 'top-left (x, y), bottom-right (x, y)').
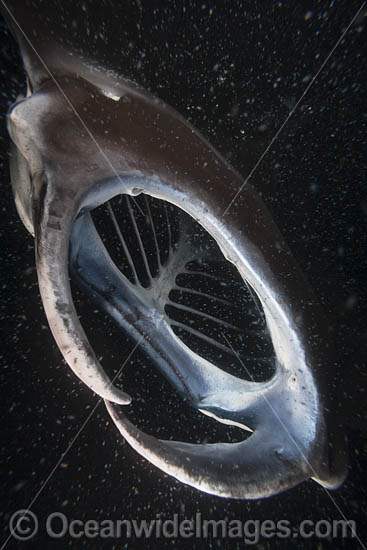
top-left (1, 0), bottom-right (348, 499)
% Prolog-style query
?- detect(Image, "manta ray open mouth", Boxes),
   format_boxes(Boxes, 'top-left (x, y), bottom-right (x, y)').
top-left (4, 50), bottom-right (347, 497)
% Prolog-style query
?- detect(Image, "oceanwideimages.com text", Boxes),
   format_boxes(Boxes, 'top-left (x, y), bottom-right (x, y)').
top-left (9, 510), bottom-right (357, 544)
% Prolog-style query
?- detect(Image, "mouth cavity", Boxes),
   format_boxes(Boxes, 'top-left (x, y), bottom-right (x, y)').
top-left (81, 192), bottom-right (276, 385)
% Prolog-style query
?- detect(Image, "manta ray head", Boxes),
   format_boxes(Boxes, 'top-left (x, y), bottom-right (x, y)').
top-left (3, 1), bottom-right (348, 499)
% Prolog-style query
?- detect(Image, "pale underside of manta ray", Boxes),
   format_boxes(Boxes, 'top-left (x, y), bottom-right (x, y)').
top-left (2, 1), bottom-right (348, 499)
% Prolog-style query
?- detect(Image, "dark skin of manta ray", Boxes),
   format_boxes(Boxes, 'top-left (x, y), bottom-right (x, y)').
top-left (1, 0), bottom-right (363, 508)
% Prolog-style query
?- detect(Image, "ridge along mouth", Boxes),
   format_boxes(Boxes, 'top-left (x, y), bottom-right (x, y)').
top-left (69, 192), bottom-right (277, 439)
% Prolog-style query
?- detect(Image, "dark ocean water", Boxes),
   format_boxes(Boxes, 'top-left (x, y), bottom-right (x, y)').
top-left (0, 2), bottom-right (366, 549)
